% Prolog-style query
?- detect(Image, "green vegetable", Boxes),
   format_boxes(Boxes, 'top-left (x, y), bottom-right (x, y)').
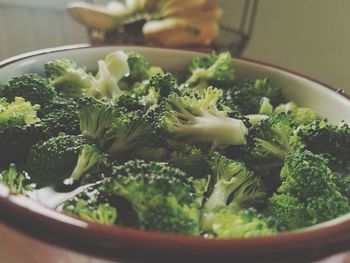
top-left (0, 163), bottom-right (34, 194)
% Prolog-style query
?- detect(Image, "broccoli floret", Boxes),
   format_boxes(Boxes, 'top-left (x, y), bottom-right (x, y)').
top-left (25, 134), bottom-right (106, 187)
top-left (274, 101), bottom-right (318, 125)
top-left (127, 144), bottom-right (170, 162)
top-left (78, 97), bottom-right (155, 157)
top-left (268, 150), bottom-right (350, 230)
top-left (220, 78), bottom-right (284, 114)
top-left (40, 96), bottom-right (80, 137)
top-left (201, 152), bottom-right (266, 232)
top-left (0, 73), bottom-right (56, 107)
top-left (46, 51), bottom-right (130, 100)
top-left (0, 163), bottom-right (34, 194)
top-left (246, 113), bottom-right (298, 176)
top-left (208, 207), bottom-right (278, 238)
top-left (160, 87), bottom-right (248, 150)
top-left (121, 51), bottom-right (150, 85)
top-left (101, 160), bottom-right (200, 235)
top-left (0, 97), bottom-right (46, 167)
top-left (45, 59), bottom-right (94, 98)
top-left (296, 119), bottom-right (350, 167)
top-left (185, 52), bottom-right (235, 91)
top-left (259, 97), bottom-right (273, 115)
top-left (61, 187), bottom-right (117, 225)
top-left (168, 145), bottom-right (211, 179)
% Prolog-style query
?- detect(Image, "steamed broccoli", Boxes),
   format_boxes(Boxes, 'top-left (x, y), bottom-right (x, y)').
top-left (274, 101), bottom-right (318, 125)
top-left (295, 119), bottom-right (350, 167)
top-left (0, 163), bottom-right (34, 194)
top-left (245, 113), bottom-right (298, 176)
top-left (61, 187), bottom-right (117, 225)
top-left (160, 87), bottom-right (248, 150)
top-left (268, 150), bottom-right (350, 230)
top-left (220, 78), bottom-right (284, 114)
top-left (201, 153), bottom-right (266, 233)
top-left (40, 96), bottom-right (80, 136)
top-left (0, 73), bottom-right (56, 107)
top-left (0, 97), bottom-right (46, 167)
top-left (101, 160), bottom-right (200, 235)
top-left (121, 51), bottom-right (150, 86)
top-left (46, 51), bottom-right (130, 100)
top-left (185, 52), bottom-right (235, 91)
top-left (208, 207), bottom-right (278, 238)
top-left (25, 134), bottom-right (107, 187)
top-left (78, 97), bottom-right (155, 157)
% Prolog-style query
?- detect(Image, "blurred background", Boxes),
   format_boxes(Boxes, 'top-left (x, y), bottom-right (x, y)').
top-left (0, 0), bottom-right (349, 92)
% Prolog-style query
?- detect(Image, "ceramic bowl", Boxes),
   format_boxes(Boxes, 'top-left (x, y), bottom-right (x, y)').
top-left (1, 45), bottom-right (350, 263)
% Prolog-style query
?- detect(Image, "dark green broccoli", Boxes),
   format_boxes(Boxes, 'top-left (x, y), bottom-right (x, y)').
top-left (220, 78), bottom-right (284, 114)
top-left (185, 52), bottom-right (235, 91)
top-left (0, 163), bottom-right (34, 194)
top-left (0, 97), bottom-right (46, 167)
top-left (274, 101), bottom-right (318, 125)
top-left (61, 187), bottom-right (117, 225)
top-left (207, 207), bottom-right (278, 238)
top-left (245, 113), bottom-right (298, 176)
top-left (101, 160), bottom-right (200, 235)
top-left (121, 51), bottom-right (150, 86)
top-left (40, 96), bottom-right (80, 137)
top-left (0, 73), bottom-right (56, 107)
top-left (159, 87), bottom-right (248, 150)
top-left (295, 119), bottom-right (350, 167)
top-left (201, 152), bottom-right (266, 232)
top-left (78, 97), bottom-right (155, 157)
top-left (268, 150), bottom-right (350, 230)
top-left (25, 134), bottom-right (107, 187)
top-left (168, 145), bottom-right (211, 179)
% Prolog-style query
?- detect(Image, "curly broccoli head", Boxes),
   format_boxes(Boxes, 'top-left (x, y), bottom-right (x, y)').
top-left (186, 52), bottom-right (235, 91)
top-left (220, 78), bottom-right (284, 114)
top-left (0, 73), bottom-right (56, 107)
top-left (40, 96), bottom-right (80, 137)
top-left (274, 101), bottom-right (318, 125)
top-left (122, 51), bottom-right (150, 84)
top-left (61, 187), bottom-right (117, 225)
top-left (160, 87), bottom-right (248, 149)
top-left (0, 163), bottom-right (34, 194)
top-left (246, 112), bottom-right (298, 176)
top-left (0, 97), bottom-right (46, 167)
top-left (101, 160), bottom-right (200, 235)
top-left (296, 119), bottom-right (350, 168)
top-left (25, 134), bottom-right (106, 187)
top-left (269, 150), bottom-right (350, 230)
top-left (207, 207), bottom-right (278, 238)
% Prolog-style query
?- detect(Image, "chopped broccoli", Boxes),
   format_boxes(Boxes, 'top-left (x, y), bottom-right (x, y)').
top-left (208, 207), bottom-right (278, 238)
top-left (121, 51), bottom-right (150, 86)
top-left (168, 145), bottom-right (211, 179)
top-left (0, 73), bottom-right (56, 107)
top-left (40, 96), bottom-right (80, 137)
top-left (78, 97), bottom-right (155, 157)
top-left (0, 163), bottom-right (34, 194)
top-left (274, 101), bottom-right (318, 125)
top-left (160, 87), bottom-right (248, 150)
top-left (201, 152), bottom-right (266, 232)
top-left (296, 119), bottom-right (350, 167)
top-left (185, 52), bottom-right (235, 91)
top-left (268, 150), bottom-right (350, 230)
top-left (245, 113), bottom-right (298, 176)
top-left (220, 78), bottom-right (284, 114)
top-left (101, 160), bottom-right (200, 235)
top-left (61, 187), bottom-right (117, 225)
top-left (46, 51), bottom-right (130, 100)
top-left (0, 97), bottom-right (46, 167)
top-left (25, 134), bottom-right (106, 187)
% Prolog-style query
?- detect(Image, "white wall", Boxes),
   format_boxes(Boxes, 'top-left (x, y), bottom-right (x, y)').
top-left (0, 0), bottom-right (349, 93)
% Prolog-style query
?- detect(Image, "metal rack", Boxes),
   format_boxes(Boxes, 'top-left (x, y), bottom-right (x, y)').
top-left (87, 0), bottom-right (259, 56)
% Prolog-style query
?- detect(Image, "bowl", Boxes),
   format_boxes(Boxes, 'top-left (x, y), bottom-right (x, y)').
top-left (1, 45), bottom-right (350, 263)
